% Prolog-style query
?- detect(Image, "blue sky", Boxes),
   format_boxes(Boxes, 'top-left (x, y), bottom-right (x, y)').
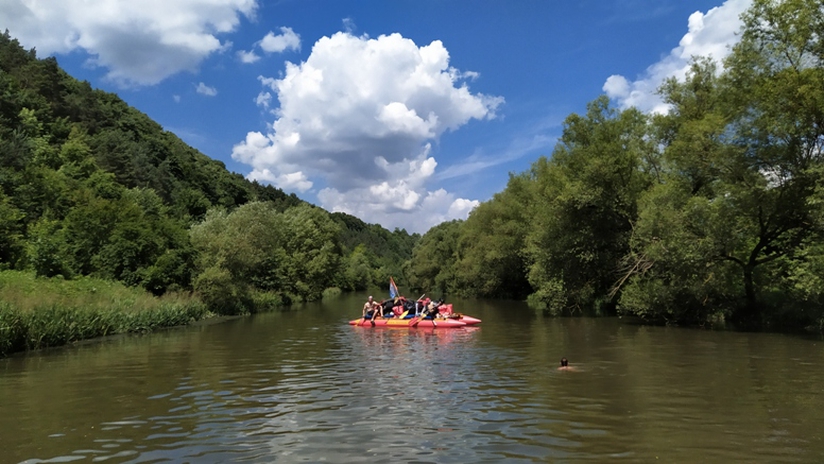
top-left (1, 0), bottom-right (750, 233)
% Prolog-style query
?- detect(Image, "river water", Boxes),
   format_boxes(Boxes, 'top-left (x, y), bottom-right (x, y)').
top-left (1, 293), bottom-right (823, 463)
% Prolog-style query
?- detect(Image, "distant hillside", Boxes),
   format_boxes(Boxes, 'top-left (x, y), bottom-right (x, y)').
top-left (0, 30), bottom-right (417, 304)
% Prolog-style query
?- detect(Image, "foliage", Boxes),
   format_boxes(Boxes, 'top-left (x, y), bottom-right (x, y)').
top-left (525, 97), bottom-right (656, 315)
top-left (189, 202), bottom-right (343, 313)
top-left (0, 270), bottom-right (207, 356)
top-left (0, 30), bottom-right (420, 352)
top-left (332, 212), bottom-right (419, 290)
top-left (404, 0), bottom-right (824, 332)
top-left (405, 220), bottom-right (463, 295)
top-left (619, 0), bottom-right (824, 329)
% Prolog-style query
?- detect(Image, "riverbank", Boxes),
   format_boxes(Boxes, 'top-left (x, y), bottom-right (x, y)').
top-left (0, 271), bottom-right (210, 357)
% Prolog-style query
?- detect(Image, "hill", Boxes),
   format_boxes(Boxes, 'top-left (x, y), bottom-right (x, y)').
top-left (0, 30), bottom-right (417, 307)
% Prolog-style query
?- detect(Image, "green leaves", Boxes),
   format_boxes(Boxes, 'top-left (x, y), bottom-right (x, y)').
top-left (189, 202), bottom-right (344, 313)
top-left (619, 0), bottom-right (824, 328)
top-left (404, 1), bottom-right (824, 331)
top-left (0, 29), bottom-right (420, 325)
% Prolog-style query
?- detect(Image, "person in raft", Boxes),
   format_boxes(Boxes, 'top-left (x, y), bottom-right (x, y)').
top-left (362, 296), bottom-right (380, 319)
top-left (420, 299), bottom-right (443, 319)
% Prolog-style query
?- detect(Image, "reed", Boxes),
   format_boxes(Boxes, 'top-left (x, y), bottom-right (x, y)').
top-left (0, 271), bottom-right (210, 356)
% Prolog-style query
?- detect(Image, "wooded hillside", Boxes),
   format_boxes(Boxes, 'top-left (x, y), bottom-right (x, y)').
top-left (0, 31), bottom-right (417, 313)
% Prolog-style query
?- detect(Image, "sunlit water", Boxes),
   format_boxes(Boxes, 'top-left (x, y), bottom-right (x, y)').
top-left (2, 293), bottom-right (823, 463)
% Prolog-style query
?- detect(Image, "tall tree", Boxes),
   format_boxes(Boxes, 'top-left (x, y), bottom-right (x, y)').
top-left (526, 97), bottom-right (656, 314)
top-left (454, 173), bottom-right (533, 299)
top-left (620, 0), bottom-right (824, 328)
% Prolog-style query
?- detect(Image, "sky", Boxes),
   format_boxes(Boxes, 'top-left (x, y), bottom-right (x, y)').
top-left (1, 0), bottom-right (752, 233)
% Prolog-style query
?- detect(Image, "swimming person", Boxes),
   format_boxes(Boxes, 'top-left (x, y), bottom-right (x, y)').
top-left (558, 357), bottom-right (576, 371)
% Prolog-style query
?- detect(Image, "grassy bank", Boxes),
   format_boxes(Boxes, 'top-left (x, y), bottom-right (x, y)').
top-left (0, 271), bottom-right (210, 357)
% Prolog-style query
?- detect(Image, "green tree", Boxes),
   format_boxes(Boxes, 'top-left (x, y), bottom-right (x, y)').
top-left (619, 0), bottom-right (824, 328)
top-left (280, 204), bottom-right (342, 300)
top-left (343, 244), bottom-right (374, 291)
top-left (26, 217), bottom-right (71, 278)
top-left (406, 220), bottom-right (462, 295)
top-left (454, 172), bottom-right (533, 299)
top-left (525, 97), bottom-right (656, 314)
top-left (0, 193), bottom-right (25, 268)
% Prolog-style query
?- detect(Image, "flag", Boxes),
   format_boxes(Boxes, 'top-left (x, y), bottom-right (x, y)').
top-left (389, 277), bottom-right (399, 299)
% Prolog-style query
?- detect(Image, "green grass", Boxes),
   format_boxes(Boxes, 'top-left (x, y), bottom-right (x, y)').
top-left (0, 271), bottom-right (210, 356)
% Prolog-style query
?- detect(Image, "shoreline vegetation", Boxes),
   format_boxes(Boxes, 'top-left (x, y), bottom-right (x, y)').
top-left (405, 1), bottom-right (824, 333)
top-left (0, 270), bottom-right (337, 357)
top-left (0, 270), bottom-right (210, 356)
top-left (3, 0), bottom-right (824, 357)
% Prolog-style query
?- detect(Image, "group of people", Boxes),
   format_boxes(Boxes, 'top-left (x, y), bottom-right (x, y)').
top-left (361, 295), bottom-right (443, 320)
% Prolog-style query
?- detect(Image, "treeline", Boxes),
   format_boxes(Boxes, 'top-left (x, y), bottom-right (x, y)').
top-left (0, 30), bottom-right (418, 315)
top-left (406, 0), bottom-right (824, 332)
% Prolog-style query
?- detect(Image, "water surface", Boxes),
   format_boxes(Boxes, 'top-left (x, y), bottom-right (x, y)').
top-left (1, 293), bottom-right (823, 462)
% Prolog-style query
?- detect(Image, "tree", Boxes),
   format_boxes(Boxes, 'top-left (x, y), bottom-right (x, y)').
top-left (618, 0), bottom-right (824, 328)
top-left (525, 97), bottom-right (656, 314)
top-left (0, 193), bottom-right (25, 268)
top-left (406, 220), bottom-right (462, 295)
top-left (454, 173), bottom-right (532, 299)
top-left (280, 204), bottom-right (342, 300)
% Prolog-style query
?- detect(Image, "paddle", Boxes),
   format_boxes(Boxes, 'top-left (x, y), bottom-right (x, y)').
top-left (417, 300), bottom-right (442, 328)
top-left (370, 302), bottom-right (379, 326)
top-left (408, 294), bottom-right (426, 326)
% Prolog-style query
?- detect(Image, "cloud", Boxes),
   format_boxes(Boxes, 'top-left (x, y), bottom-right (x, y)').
top-left (603, 0), bottom-right (751, 113)
top-left (437, 132), bottom-right (555, 181)
top-left (248, 169), bottom-right (313, 192)
top-left (232, 31), bottom-right (502, 233)
top-left (0, 0), bottom-right (257, 86)
top-left (259, 27), bottom-right (300, 53)
top-left (342, 18), bottom-right (357, 34)
top-left (238, 26), bottom-right (300, 64)
top-left (237, 49), bottom-right (260, 63)
top-left (255, 91), bottom-right (272, 109)
top-left (196, 82), bottom-right (217, 96)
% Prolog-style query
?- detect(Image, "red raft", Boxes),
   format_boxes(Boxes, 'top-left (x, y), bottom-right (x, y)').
top-left (349, 303), bottom-right (481, 328)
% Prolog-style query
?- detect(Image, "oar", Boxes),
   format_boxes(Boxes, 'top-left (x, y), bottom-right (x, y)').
top-left (408, 294), bottom-right (426, 326)
top-left (370, 302), bottom-right (379, 326)
top-left (423, 301), bottom-right (441, 328)
top-left (357, 315), bottom-right (371, 327)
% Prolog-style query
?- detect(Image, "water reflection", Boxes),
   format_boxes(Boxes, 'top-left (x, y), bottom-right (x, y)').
top-left (1, 294), bottom-right (823, 463)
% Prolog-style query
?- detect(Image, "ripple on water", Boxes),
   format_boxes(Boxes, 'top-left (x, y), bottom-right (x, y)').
top-left (7, 310), bottom-right (824, 463)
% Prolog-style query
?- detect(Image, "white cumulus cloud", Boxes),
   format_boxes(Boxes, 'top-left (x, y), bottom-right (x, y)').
top-left (196, 82), bottom-right (217, 96)
top-left (0, 0), bottom-right (257, 86)
top-left (237, 49), bottom-right (260, 63)
top-left (603, 0), bottom-right (751, 113)
top-left (238, 26), bottom-right (300, 64)
top-left (259, 27), bottom-right (300, 53)
top-left (232, 31), bottom-right (502, 232)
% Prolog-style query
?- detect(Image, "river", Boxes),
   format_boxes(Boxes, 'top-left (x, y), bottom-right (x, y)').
top-left (1, 293), bottom-right (823, 463)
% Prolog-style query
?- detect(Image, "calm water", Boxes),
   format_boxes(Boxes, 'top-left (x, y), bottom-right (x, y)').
top-left (1, 293), bottom-right (823, 463)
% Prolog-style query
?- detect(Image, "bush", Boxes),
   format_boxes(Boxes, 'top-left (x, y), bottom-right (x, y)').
top-left (249, 290), bottom-right (283, 313)
top-left (322, 287), bottom-right (342, 300)
top-left (0, 270), bottom-right (209, 356)
top-left (193, 265), bottom-right (249, 315)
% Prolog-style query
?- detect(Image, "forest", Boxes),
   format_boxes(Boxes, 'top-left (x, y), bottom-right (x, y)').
top-left (406, 0), bottom-right (824, 332)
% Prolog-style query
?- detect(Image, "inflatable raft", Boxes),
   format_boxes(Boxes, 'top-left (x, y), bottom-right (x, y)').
top-left (349, 303), bottom-right (481, 328)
